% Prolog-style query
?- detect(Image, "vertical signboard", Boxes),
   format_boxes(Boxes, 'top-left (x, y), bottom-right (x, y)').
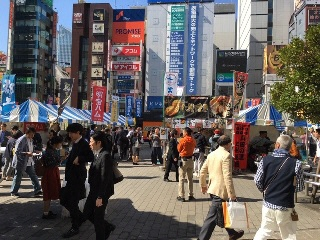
top-left (186, 4), bottom-right (199, 95)
top-left (164, 72), bottom-right (178, 96)
top-left (91, 86), bottom-right (106, 122)
top-left (233, 122), bottom-right (250, 170)
top-left (110, 95), bottom-right (119, 123)
top-left (135, 98), bottom-right (142, 118)
top-left (125, 95), bottom-right (134, 117)
top-left (166, 6), bottom-right (185, 86)
top-left (59, 78), bottom-right (74, 107)
top-left (233, 71), bottom-right (248, 117)
top-left (1, 74), bottom-right (16, 115)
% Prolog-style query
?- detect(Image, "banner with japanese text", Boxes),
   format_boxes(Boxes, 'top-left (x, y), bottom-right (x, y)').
top-left (135, 99), bottom-right (142, 117)
top-left (59, 78), bottom-right (73, 106)
top-left (186, 4), bottom-right (199, 95)
top-left (233, 122), bottom-right (250, 170)
top-left (164, 72), bottom-right (178, 96)
top-left (91, 86), bottom-right (106, 122)
top-left (1, 74), bottom-right (16, 115)
top-left (233, 71), bottom-right (248, 117)
top-left (110, 95), bottom-right (119, 123)
top-left (125, 95), bottom-right (134, 117)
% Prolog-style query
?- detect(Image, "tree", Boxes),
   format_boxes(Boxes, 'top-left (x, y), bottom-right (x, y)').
top-left (270, 25), bottom-right (320, 123)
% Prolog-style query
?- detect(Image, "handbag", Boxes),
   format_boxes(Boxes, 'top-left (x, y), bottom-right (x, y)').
top-left (222, 200), bottom-right (249, 229)
top-left (113, 162), bottom-right (124, 184)
top-left (34, 156), bottom-right (45, 177)
top-left (135, 139), bottom-right (140, 148)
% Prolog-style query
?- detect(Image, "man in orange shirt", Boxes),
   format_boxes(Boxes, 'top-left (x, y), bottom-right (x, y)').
top-left (177, 127), bottom-right (196, 202)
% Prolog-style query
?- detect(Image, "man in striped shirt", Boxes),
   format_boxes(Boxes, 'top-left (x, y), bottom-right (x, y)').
top-left (254, 134), bottom-right (304, 240)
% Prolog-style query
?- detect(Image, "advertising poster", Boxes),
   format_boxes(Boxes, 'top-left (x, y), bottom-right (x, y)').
top-left (82, 100), bottom-right (89, 110)
top-left (112, 46), bottom-right (141, 56)
top-left (92, 55), bottom-right (103, 66)
top-left (209, 96), bottom-right (231, 118)
top-left (59, 78), bottom-right (74, 108)
top-left (135, 99), bottom-right (142, 118)
top-left (164, 96), bottom-right (184, 118)
top-left (91, 86), bottom-right (106, 122)
top-left (184, 96), bottom-right (209, 118)
top-left (110, 96), bottom-right (119, 123)
top-left (186, 119), bottom-right (204, 129)
top-left (1, 74), bottom-right (16, 115)
top-left (245, 98), bottom-right (261, 109)
top-left (233, 122), bottom-right (250, 170)
top-left (111, 61), bottom-right (141, 71)
top-left (172, 118), bottom-right (187, 129)
top-left (164, 72), bottom-right (178, 96)
top-left (125, 95), bottom-right (133, 117)
top-left (186, 4), bottom-right (199, 95)
top-left (93, 23), bottom-right (104, 34)
top-left (92, 42), bottom-right (104, 53)
top-left (233, 71), bottom-right (248, 117)
top-left (160, 128), bottom-right (168, 140)
top-left (165, 5), bottom-right (185, 86)
top-left (91, 67), bottom-right (103, 78)
top-left (263, 45), bottom-right (285, 75)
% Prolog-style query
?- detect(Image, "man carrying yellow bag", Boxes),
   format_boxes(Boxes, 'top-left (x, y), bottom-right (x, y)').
top-left (198, 135), bottom-right (244, 240)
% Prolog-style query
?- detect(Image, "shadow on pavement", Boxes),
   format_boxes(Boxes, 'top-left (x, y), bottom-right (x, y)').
top-left (107, 198), bottom-right (202, 239)
top-left (125, 176), bottom-right (159, 180)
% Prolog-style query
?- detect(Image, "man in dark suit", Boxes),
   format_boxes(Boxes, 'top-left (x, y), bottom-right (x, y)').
top-left (80, 131), bottom-right (115, 239)
top-left (61, 123), bottom-right (94, 239)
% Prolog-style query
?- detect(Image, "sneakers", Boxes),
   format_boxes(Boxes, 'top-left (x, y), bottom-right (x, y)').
top-left (42, 211), bottom-right (57, 219)
top-left (177, 196), bottom-right (185, 202)
top-left (11, 192), bottom-right (20, 197)
top-left (34, 190), bottom-right (43, 196)
top-left (62, 228), bottom-right (79, 238)
top-left (188, 196), bottom-right (196, 201)
top-left (229, 230), bottom-right (244, 240)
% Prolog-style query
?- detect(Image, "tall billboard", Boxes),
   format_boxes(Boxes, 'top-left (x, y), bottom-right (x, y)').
top-left (216, 50), bottom-right (247, 83)
top-left (112, 9), bottom-right (145, 44)
top-left (263, 45), bottom-right (285, 75)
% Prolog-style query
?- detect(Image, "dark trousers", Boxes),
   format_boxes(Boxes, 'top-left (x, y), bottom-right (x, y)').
top-left (198, 195), bottom-right (237, 240)
top-left (151, 147), bottom-right (163, 164)
top-left (164, 155), bottom-right (178, 181)
top-left (81, 192), bottom-right (109, 240)
top-left (60, 184), bottom-right (83, 230)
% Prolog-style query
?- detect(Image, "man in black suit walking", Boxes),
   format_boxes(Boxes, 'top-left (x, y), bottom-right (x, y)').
top-left (61, 123), bottom-right (94, 238)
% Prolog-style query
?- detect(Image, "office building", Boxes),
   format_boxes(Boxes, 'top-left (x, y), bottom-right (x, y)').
top-left (57, 25), bottom-right (72, 68)
top-left (237, 0), bottom-right (293, 99)
top-left (7, 0), bottom-right (56, 103)
top-left (71, 3), bottom-right (113, 108)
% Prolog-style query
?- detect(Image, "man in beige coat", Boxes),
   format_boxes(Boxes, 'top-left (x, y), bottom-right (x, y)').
top-left (198, 135), bottom-right (244, 240)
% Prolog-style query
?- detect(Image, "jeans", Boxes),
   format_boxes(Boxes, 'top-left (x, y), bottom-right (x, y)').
top-left (2, 157), bottom-right (13, 178)
top-left (151, 147), bottom-right (163, 164)
top-left (11, 165), bottom-right (42, 194)
top-left (198, 195), bottom-right (237, 240)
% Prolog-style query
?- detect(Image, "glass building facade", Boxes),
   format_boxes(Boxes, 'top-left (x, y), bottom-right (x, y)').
top-left (57, 25), bottom-right (72, 68)
top-left (9, 0), bottom-right (55, 103)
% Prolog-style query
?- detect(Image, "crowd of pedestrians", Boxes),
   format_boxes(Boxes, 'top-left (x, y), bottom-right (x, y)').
top-left (0, 121), bottom-right (314, 239)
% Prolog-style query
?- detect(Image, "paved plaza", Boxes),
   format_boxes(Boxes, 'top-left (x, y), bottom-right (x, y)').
top-left (0, 145), bottom-right (320, 239)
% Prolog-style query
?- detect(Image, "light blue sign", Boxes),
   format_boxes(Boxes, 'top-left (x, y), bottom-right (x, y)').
top-left (1, 74), bottom-right (16, 115)
top-left (186, 4), bottom-right (199, 95)
top-left (147, 96), bottom-right (163, 111)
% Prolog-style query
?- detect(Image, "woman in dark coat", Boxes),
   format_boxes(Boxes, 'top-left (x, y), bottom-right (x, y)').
top-left (80, 131), bottom-right (115, 240)
top-left (164, 129), bottom-right (179, 182)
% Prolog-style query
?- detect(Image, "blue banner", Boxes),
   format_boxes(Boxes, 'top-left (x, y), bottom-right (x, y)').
top-left (135, 99), bottom-right (142, 118)
top-left (113, 9), bottom-right (145, 22)
top-left (1, 74), bottom-right (16, 115)
top-left (147, 96), bottom-right (163, 111)
top-left (125, 95), bottom-right (134, 117)
top-left (186, 4), bottom-right (199, 95)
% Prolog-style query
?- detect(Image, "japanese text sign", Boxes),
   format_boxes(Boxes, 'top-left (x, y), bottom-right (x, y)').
top-left (91, 86), bottom-right (106, 122)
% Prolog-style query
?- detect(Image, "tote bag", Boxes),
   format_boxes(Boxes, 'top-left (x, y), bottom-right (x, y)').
top-left (222, 200), bottom-right (249, 229)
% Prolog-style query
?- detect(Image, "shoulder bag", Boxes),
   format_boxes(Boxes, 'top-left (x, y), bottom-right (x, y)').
top-left (113, 162), bottom-right (124, 184)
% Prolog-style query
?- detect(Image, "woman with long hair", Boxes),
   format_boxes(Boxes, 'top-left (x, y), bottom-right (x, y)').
top-left (41, 135), bottom-right (63, 219)
top-left (164, 129), bottom-right (179, 182)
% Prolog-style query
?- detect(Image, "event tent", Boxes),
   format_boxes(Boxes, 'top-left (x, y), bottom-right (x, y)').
top-left (237, 102), bottom-right (309, 131)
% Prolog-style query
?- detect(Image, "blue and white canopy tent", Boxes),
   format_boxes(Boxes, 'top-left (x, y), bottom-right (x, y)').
top-left (78, 109), bottom-right (126, 126)
top-left (2, 99), bottom-right (57, 122)
top-left (237, 102), bottom-right (309, 131)
top-left (45, 104), bottom-right (90, 123)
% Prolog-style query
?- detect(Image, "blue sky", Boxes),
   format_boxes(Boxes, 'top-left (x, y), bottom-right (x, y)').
top-left (0, 0), bottom-right (237, 54)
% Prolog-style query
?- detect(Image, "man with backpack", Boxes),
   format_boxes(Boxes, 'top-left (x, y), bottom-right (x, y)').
top-left (209, 129), bottom-right (221, 153)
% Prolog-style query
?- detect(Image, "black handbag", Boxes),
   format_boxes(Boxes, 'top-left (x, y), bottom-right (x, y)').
top-left (113, 162), bottom-right (124, 184)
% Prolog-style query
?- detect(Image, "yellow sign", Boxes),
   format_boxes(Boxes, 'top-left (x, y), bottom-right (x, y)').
top-left (110, 101), bottom-right (119, 123)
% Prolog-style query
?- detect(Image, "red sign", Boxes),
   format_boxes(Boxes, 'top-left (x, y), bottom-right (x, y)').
top-left (233, 122), bottom-right (250, 170)
top-left (53, 12), bottom-right (58, 38)
top-left (24, 123), bottom-right (47, 132)
top-left (112, 46), bottom-right (141, 56)
top-left (9, 2), bottom-right (14, 29)
top-left (91, 86), bottom-right (106, 122)
top-left (112, 22), bottom-right (145, 44)
top-left (111, 61), bottom-right (141, 71)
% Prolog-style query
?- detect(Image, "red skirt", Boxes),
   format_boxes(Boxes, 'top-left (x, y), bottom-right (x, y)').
top-left (41, 166), bottom-right (61, 201)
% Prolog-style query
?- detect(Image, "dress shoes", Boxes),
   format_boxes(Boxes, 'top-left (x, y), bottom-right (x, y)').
top-left (62, 228), bottom-right (79, 238)
top-left (229, 230), bottom-right (244, 240)
top-left (177, 196), bottom-right (185, 202)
